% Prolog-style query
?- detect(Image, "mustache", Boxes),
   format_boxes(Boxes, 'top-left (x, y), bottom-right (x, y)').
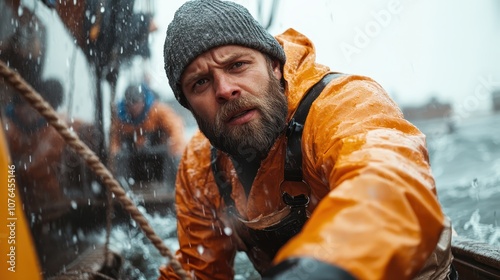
top-left (217, 97), bottom-right (258, 124)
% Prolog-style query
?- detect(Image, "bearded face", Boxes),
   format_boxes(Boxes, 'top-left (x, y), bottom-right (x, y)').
top-left (192, 65), bottom-right (287, 161)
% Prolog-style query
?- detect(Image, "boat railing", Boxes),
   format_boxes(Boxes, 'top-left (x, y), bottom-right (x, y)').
top-left (452, 236), bottom-right (500, 279)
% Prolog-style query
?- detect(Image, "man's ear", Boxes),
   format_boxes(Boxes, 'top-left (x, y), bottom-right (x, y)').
top-left (271, 59), bottom-right (282, 80)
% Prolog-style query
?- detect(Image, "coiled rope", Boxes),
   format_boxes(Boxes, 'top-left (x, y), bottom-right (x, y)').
top-left (0, 60), bottom-right (190, 280)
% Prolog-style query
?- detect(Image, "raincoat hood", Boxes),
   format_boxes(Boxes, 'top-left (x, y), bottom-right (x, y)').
top-left (275, 28), bottom-right (330, 119)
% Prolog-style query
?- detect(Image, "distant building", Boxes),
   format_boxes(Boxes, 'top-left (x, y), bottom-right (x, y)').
top-left (402, 97), bottom-right (453, 121)
top-left (493, 90), bottom-right (500, 112)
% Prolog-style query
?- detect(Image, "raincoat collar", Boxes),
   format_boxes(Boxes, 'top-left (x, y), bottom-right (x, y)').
top-left (275, 28), bottom-right (331, 120)
top-left (117, 83), bottom-right (155, 125)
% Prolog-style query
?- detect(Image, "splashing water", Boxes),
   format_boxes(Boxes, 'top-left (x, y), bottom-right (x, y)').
top-left (421, 114), bottom-right (500, 246)
top-left (85, 207), bottom-right (260, 279)
top-left (463, 210), bottom-right (500, 245)
top-left (85, 208), bottom-right (178, 279)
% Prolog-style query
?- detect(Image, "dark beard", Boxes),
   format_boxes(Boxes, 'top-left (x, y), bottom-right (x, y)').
top-left (193, 72), bottom-right (287, 161)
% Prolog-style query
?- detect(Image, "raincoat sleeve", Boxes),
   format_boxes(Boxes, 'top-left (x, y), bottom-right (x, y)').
top-left (158, 131), bottom-right (237, 280)
top-left (3, 121), bottom-right (65, 198)
top-left (22, 128), bottom-right (65, 182)
top-left (273, 75), bottom-right (446, 280)
top-left (152, 102), bottom-right (187, 157)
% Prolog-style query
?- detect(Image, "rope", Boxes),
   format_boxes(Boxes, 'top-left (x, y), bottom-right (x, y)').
top-left (0, 60), bottom-right (191, 280)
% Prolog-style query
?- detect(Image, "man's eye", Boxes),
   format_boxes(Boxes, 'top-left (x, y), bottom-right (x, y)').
top-left (232, 62), bottom-right (245, 69)
top-left (190, 78), bottom-right (209, 93)
top-left (194, 79), bottom-right (207, 87)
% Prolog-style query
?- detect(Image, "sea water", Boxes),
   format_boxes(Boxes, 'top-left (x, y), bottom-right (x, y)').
top-left (87, 207), bottom-right (261, 279)
top-left (422, 113), bottom-right (500, 246)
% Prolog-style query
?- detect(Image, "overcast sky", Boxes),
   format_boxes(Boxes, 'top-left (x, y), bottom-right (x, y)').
top-left (147, 0), bottom-right (500, 112)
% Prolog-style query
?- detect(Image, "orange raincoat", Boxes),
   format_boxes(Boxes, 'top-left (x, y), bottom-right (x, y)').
top-left (4, 118), bottom-right (67, 202)
top-left (160, 29), bottom-right (452, 280)
top-left (3, 114), bottom-right (97, 205)
top-left (109, 101), bottom-right (186, 158)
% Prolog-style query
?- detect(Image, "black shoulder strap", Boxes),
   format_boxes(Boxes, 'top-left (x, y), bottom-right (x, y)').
top-left (211, 146), bottom-right (235, 208)
top-left (284, 73), bottom-right (345, 182)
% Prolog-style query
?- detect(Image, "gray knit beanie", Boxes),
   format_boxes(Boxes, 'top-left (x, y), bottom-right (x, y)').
top-left (164, 0), bottom-right (286, 108)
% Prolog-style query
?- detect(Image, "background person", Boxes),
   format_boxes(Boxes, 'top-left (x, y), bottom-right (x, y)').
top-left (109, 83), bottom-right (186, 184)
top-left (3, 78), bottom-right (67, 207)
top-left (2, 78), bottom-right (98, 207)
top-left (159, 1), bottom-right (455, 280)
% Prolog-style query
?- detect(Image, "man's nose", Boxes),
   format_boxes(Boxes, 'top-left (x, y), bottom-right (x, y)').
top-left (214, 73), bottom-right (240, 103)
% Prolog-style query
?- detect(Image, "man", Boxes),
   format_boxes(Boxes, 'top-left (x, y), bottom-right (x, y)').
top-left (109, 83), bottom-right (186, 183)
top-left (160, 1), bottom-right (455, 279)
top-left (3, 78), bottom-right (101, 204)
top-left (4, 79), bottom-right (68, 206)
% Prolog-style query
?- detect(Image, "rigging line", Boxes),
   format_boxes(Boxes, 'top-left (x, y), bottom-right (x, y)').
top-left (67, 45), bottom-right (77, 120)
top-left (0, 59), bottom-right (191, 280)
top-left (104, 183), bottom-right (114, 268)
top-left (258, 0), bottom-right (280, 30)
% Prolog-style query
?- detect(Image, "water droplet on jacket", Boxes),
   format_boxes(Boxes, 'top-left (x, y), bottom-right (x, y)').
top-left (224, 227), bottom-right (233, 236)
top-left (197, 244), bottom-right (204, 255)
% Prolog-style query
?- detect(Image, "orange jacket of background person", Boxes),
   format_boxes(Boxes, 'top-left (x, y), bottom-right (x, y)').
top-left (160, 29), bottom-right (452, 280)
top-left (109, 84), bottom-right (186, 159)
top-left (3, 110), bottom-right (94, 204)
top-left (3, 108), bottom-right (67, 202)
top-left (2, 79), bottom-right (95, 206)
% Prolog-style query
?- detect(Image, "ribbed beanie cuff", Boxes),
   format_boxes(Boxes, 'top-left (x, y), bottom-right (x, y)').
top-left (164, 0), bottom-right (286, 108)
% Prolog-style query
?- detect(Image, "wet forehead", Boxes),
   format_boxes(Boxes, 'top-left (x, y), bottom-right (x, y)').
top-left (205, 45), bottom-right (260, 64)
top-left (182, 45), bottom-right (262, 79)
